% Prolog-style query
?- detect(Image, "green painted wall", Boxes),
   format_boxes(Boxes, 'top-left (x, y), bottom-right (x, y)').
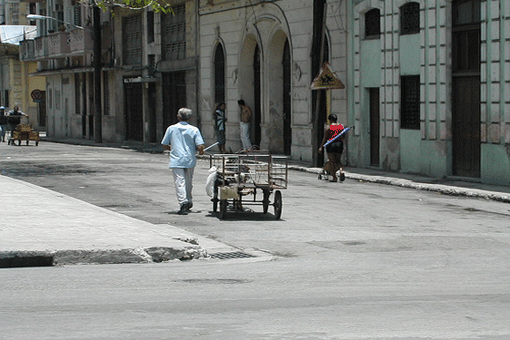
top-left (420, 140), bottom-right (449, 178)
top-left (481, 144), bottom-right (510, 186)
top-left (399, 34), bottom-right (420, 75)
top-left (360, 41), bottom-right (381, 87)
top-left (400, 129), bottom-right (421, 173)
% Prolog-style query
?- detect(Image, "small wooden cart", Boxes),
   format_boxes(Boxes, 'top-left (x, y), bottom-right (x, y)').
top-left (8, 124), bottom-right (40, 146)
top-left (209, 154), bottom-right (288, 220)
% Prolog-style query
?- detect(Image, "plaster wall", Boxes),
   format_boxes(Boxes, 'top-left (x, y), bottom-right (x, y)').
top-left (199, 0), bottom-right (348, 161)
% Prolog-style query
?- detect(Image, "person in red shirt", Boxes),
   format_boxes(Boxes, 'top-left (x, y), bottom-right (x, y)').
top-left (318, 114), bottom-right (346, 182)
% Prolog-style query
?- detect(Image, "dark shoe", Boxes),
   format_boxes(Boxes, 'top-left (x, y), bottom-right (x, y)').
top-left (188, 202), bottom-right (193, 210)
top-left (177, 203), bottom-right (190, 215)
top-left (340, 172), bottom-right (345, 182)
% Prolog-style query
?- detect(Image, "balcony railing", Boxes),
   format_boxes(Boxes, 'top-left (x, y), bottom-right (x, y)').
top-left (20, 39), bottom-right (35, 61)
top-left (34, 36), bottom-right (48, 59)
top-left (48, 31), bottom-right (70, 57)
top-left (69, 27), bottom-right (93, 55)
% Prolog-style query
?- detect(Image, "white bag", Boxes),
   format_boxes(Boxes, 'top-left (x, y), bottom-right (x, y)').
top-left (205, 166), bottom-right (217, 197)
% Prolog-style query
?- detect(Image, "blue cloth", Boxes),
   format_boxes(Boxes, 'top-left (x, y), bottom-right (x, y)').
top-left (161, 122), bottom-right (204, 168)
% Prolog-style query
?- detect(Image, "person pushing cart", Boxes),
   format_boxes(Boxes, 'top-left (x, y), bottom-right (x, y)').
top-left (318, 114), bottom-right (351, 182)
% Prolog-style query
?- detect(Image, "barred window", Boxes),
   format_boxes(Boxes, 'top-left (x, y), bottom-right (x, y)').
top-left (365, 9), bottom-right (380, 39)
top-left (123, 15), bottom-right (142, 65)
top-left (147, 11), bottom-right (154, 43)
top-left (162, 4), bottom-right (186, 61)
top-left (401, 75), bottom-right (420, 130)
top-left (400, 2), bottom-right (420, 35)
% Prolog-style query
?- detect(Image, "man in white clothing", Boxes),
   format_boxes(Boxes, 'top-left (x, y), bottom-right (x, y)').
top-left (161, 108), bottom-right (205, 215)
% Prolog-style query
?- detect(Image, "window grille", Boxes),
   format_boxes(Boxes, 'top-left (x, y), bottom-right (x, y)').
top-left (123, 15), bottom-right (142, 65)
top-left (400, 75), bottom-right (420, 130)
top-left (73, 6), bottom-right (81, 27)
top-left (365, 9), bottom-right (380, 39)
top-left (147, 11), bottom-right (154, 43)
top-left (400, 2), bottom-right (420, 35)
top-left (162, 4), bottom-right (186, 60)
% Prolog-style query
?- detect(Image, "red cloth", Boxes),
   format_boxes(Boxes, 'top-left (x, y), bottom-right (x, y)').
top-left (327, 124), bottom-right (345, 142)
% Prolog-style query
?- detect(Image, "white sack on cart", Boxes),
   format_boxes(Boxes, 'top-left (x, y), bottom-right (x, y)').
top-left (205, 166), bottom-right (217, 197)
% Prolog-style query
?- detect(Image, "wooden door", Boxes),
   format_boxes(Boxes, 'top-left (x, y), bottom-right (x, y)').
top-left (452, 76), bottom-right (480, 177)
top-left (124, 82), bottom-right (144, 141)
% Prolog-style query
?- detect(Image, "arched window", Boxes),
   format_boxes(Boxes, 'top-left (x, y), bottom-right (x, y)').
top-left (365, 8), bottom-right (380, 39)
top-left (214, 44), bottom-right (225, 104)
top-left (400, 2), bottom-right (420, 35)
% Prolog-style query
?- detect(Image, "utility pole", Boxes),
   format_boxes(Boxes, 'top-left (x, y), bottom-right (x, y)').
top-left (93, 4), bottom-right (102, 143)
top-left (312, 0), bottom-right (327, 167)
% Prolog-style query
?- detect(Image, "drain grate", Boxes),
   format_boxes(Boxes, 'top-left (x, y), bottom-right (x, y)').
top-left (209, 251), bottom-right (256, 260)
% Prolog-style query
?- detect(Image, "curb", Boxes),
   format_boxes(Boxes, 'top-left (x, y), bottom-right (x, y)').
top-left (0, 246), bottom-right (207, 268)
top-left (288, 165), bottom-right (510, 203)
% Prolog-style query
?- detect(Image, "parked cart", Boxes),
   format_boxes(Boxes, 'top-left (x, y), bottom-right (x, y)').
top-left (209, 154), bottom-right (288, 220)
top-left (8, 124), bottom-right (40, 146)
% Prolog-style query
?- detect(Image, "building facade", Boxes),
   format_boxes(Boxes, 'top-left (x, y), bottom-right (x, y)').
top-left (348, 0), bottom-right (510, 185)
top-left (198, 0), bottom-right (348, 160)
top-left (0, 25), bottom-right (43, 129)
top-left (0, 0), bottom-right (36, 25)
top-left (21, 0), bottom-right (199, 143)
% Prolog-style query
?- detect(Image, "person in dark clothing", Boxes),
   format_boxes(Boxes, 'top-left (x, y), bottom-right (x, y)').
top-left (7, 106), bottom-right (27, 139)
top-left (213, 103), bottom-right (227, 153)
top-left (0, 106), bottom-right (7, 142)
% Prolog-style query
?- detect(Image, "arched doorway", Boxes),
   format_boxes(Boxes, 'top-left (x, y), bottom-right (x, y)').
top-left (239, 35), bottom-right (261, 149)
top-left (267, 30), bottom-right (292, 154)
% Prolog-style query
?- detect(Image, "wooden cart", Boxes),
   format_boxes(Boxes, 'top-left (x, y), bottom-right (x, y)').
top-left (8, 124), bottom-right (40, 146)
top-left (209, 154), bottom-right (288, 220)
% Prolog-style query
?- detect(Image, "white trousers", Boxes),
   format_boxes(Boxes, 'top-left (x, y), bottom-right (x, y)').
top-left (240, 121), bottom-right (252, 150)
top-left (172, 168), bottom-right (195, 206)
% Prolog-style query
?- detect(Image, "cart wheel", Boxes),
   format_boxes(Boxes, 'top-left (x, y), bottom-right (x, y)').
top-left (219, 199), bottom-right (228, 219)
top-left (36, 141), bottom-right (39, 146)
top-left (212, 182), bottom-right (219, 212)
top-left (262, 189), bottom-right (270, 214)
top-left (273, 190), bottom-right (282, 220)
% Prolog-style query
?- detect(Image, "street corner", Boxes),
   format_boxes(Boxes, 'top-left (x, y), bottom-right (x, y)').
top-left (0, 245), bottom-right (208, 268)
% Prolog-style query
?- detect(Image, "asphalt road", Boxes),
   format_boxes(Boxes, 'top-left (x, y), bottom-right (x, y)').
top-left (1, 142), bottom-right (510, 339)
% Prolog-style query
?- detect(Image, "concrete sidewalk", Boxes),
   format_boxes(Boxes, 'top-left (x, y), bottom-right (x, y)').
top-left (0, 175), bottom-right (239, 268)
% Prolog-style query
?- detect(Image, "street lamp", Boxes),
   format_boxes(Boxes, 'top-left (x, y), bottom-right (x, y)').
top-left (27, 13), bottom-right (102, 143)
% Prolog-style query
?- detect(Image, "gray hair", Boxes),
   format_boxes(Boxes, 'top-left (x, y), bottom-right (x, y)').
top-left (177, 108), bottom-right (193, 121)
